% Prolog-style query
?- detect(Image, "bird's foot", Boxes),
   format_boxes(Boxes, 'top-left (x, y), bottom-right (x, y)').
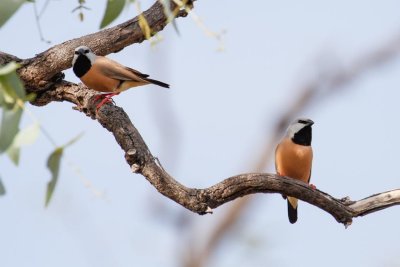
top-left (95, 93), bottom-right (119, 111)
top-left (309, 184), bottom-right (316, 190)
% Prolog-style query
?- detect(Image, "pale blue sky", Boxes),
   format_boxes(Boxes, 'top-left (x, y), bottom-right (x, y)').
top-left (1, 0), bottom-right (400, 266)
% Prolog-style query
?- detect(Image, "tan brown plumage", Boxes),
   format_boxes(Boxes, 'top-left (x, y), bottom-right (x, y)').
top-left (72, 45), bottom-right (169, 109)
top-left (275, 118), bottom-right (314, 223)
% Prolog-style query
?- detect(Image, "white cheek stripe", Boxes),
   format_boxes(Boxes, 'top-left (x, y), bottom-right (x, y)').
top-left (286, 123), bottom-right (306, 139)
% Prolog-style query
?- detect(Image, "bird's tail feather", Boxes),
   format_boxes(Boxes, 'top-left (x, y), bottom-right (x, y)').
top-left (287, 197), bottom-right (298, 224)
top-left (146, 78), bottom-right (170, 88)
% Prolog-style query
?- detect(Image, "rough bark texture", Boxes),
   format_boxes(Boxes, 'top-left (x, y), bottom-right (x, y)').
top-left (1, 0), bottom-right (400, 227)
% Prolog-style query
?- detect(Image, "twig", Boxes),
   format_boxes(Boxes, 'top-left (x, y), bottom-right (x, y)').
top-left (32, 0), bottom-right (51, 43)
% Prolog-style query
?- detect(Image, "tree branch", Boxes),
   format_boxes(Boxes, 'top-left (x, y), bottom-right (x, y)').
top-left (0, 51), bottom-right (21, 65)
top-left (16, 0), bottom-right (188, 91)
top-left (28, 80), bottom-right (400, 227)
top-left (1, 0), bottom-right (399, 228)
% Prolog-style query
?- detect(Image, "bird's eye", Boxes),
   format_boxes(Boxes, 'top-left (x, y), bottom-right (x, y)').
top-left (74, 51), bottom-right (79, 55)
top-left (84, 49), bottom-right (89, 53)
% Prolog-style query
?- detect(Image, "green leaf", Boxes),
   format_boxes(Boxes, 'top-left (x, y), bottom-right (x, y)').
top-left (12, 123), bottom-right (40, 147)
top-left (24, 92), bottom-right (36, 102)
top-left (0, 176), bottom-right (5, 196)
top-left (0, 62), bottom-right (26, 153)
top-left (6, 144), bottom-right (19, 165)
top-left (138, 15), bottom-right (150, 39)
top-left (45, 147), bottom-right (63, 207)
top-left (44, 133), bottom-right (83, 207)
top-left (0, 62), bottom-right (25, 103)
top-left (0, 0), bottom-right (26, 28)
top-left (0, 61), bottom-right (20, 75)
top-left (99, 0), bottom-right (126, 29)
top-left (63, 132), bottom-right (84, 148)
top-left (6, 123), bottom-right (40, 165)
top-left (160, 0), bottom-right (180, 35)
top-left (0, 87), bottom-right (5, 106)
top-left (0, 104), bottom-right (23, 152)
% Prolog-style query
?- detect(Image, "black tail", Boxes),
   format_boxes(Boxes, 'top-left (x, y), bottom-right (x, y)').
top-left (146, 78), bottom-right (170, 88)
top-left (287, 200), bottom-right (298, 224)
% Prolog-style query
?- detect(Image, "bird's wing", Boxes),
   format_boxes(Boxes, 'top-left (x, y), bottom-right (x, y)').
top-left (274, 143), bottom-right (280, 173)
top-left (95, 56), bottom-right (149, 82)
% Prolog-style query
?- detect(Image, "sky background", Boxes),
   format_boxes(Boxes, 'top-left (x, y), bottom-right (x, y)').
top-left (1, 0), bottom-right (400, 266)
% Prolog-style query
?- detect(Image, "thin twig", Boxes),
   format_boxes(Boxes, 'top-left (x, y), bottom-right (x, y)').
top-left (32, 1), bottom-right (51, 43)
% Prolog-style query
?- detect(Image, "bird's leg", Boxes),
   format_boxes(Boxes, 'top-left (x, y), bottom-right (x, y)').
top-left (309, 184), bottom-right (316, 190)
top-left (95, 92), bottom-right (120, 110)
top-left (93, 94), bottom-right (105, 102)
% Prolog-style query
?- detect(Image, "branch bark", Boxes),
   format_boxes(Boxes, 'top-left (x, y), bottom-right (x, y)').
top-left (16, 1), bottom-right (188, 92)
top-left (1, 0), bottom-right (400, 228)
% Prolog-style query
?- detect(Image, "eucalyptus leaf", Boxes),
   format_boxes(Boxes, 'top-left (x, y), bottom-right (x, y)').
top-left (0, 104), bottom-right (23, 152)
top-left (6, 144), bottom-right (19, 165)
top-left (160, 0), bottom-right (180, 35)
top-left (45, 147), bottom-right (63, 207)
top-left (44, 133), bottom-right (83, 206)
top-left (63, 132), bottom-right (84, 148)
top-left (0, 62), bottom-right (25, 102)
top-left (99, 0), bottom-right (126, 29)
top-left (6, 123), bottom-right (40, 165)
top-left (0, 71), bottom-right (25, 100)
top-left (0, 0), bottom-right (26, 28)
top-left (0, 88), bottom-right (5, 106)
top-left (0, 62), bottom-right (19, 75)
top-left (138, 13), bottom-right (151, 39)
top-left (0, 177), bottom-right (5, 196)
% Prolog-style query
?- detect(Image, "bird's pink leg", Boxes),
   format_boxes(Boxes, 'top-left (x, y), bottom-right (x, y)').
top-left (95, 92), bottom-right (120, 110)
top-left (309, 184), bottom-right (316, 190)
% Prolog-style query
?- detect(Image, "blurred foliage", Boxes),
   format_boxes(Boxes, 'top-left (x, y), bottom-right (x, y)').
top-left (159, 0), bottom-right (180, 35)
top-left (100, 0), bottom-right (126, 29)
top-left (0, 176), bottom-right (5, 195)
top-left (0, 0), bottom-right (184, 41)
top-left (45, 133), bottom-right (82, 207)
top-left (0, 0), bottom-right (28, 28)
top-left (0, 62), bottom-right (81, 205)
top-left (0, 62), bottom-right (37, 161)
top-left (7, 123), bottom-right (40, 165)
top-left (136, 2), bottom-right (152, 39)
top-left (0, 62), bottom-right (38, 195)
top-left (45, 147), bottom-right (63, 207)
top-left (71, 0), bottom-right (91, 22)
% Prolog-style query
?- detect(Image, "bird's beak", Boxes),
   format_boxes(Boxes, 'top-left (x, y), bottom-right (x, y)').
top-left (77, 48), bottom-right (85, 55)
top-left (307, 119), bottom-right (314, 126)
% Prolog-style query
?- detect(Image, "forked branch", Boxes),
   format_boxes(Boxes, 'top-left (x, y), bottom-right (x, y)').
top-left (35, 80), bottom-right (400, 227)
top-left (0, 0), bottom-right (399, 227)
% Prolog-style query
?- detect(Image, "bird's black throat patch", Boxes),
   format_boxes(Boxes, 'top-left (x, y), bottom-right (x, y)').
top-left (292, 125), bottom-right (312, 146)
top-left (73, 55), bottom-right (91, 78)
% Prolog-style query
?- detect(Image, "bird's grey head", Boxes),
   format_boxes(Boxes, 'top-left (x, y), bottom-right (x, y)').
top-left (286, 118), bottom-right (314, 146)
top-left (72, 45), bottom-right (96, 65)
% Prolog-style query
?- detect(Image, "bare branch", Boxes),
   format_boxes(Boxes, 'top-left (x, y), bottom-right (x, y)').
top-left (0, 52), bottom-right (21, 65)
top-left (25, 79), bottom-right (399, 227)
top-left (349, 189), bottom-right (400, 217)
top-left (184, 32), bottom-right (400, 267)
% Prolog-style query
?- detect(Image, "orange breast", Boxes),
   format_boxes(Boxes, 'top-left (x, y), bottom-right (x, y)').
top-left (275, 138), bottom-right (313, 182)
top-left (80, 64), bottom-right (119, 93)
